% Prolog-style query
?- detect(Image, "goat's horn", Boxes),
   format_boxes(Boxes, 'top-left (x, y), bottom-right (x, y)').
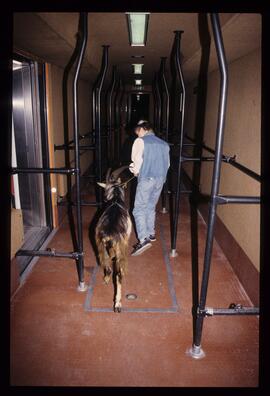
top-left (105, 167), bottom-right (112, 183)
top-left (111, 165), bottom-right (129, 180)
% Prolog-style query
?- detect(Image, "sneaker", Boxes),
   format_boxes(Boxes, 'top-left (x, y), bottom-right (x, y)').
top-left (149, 234), bottom-right (156, 242)
top-left (131, 238), bottom-right (152, 256)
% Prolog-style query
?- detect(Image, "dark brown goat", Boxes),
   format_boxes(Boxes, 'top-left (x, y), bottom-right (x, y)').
top-left (95, 166), bottom-right (132, 312)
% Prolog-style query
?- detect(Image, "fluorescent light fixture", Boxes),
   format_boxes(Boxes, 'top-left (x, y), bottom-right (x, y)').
top-left (132, 63), bottom-right (144, 74)
top-left (126, 13), bottom-right (150, 46)
top-left (13, 60), bottom-right (23, 70)
top-left (135, 79), bottom-right (142, 85)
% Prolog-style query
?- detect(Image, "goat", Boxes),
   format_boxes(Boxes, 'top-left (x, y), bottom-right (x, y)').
top-left (95, 166), bottom-right (132, 312)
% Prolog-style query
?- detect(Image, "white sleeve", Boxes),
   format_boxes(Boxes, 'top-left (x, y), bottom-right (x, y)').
top-left (129, 138), bottom-right (144, 175)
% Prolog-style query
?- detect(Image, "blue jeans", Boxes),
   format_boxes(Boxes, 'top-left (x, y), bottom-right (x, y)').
top-left (132, 176), bottom-right (165, 242)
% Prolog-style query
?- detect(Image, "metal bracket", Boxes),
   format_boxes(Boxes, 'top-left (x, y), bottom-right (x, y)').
top-left (72, 251), bottom-right (85, 260)
top-left (229, 303), bottom-right (243, 310)
top-left (223, 154), bottom-right (236, 163)
top-left (197, 307), bottom-right (214, 317)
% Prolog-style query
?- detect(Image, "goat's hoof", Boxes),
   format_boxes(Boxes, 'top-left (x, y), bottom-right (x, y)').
top-left (103, 276), bottom-right (110, 284)
top-left (114, 305), bottom-right (121, 313)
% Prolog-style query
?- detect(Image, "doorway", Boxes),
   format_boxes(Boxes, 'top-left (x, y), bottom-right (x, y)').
top-left (12, 58), bottom-right (52, 275)
top-left (129, 93), bottom-right (150, 126)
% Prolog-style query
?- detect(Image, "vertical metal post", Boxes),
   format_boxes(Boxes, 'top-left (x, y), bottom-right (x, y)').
top-left (169, 36), bottom-right (177, 138)
top-left (113, 75), bottom-right (120, 164)
top-left (116, 77), bottom-right (124, 165)
top-left (72, 12), bottom-right (88, 291)
top-left (188, 13), bottom-right (228, 358)
top-left (159, 57), bottom-right (170, 214)
top-left (170, 30), bottom-right (185, 258)
top-left (127, 93), bottom-right (131, 125)
top-left (154, 72), bottom-right (161, 135)
top-left (152, 79), bottom-right (157, 130)
top-left (107, 65), bottom-right (117, 166)
top-left (160, 57), bottom-right (170, 143)
top-left (95, 45), bottom-right (109, 204)
top-left (114, 76), bottom-right (123, 165)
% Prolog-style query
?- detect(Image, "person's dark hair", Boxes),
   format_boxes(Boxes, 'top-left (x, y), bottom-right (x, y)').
top-left (135, 120), bottom-right (153, 131)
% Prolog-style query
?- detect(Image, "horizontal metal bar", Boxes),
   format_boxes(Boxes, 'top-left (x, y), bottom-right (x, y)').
top-left (181, 154), bottom-right (237, 163)
top-left (81, 201), bottom-right (102, 206)
top-left (54, 145), bottom-right (95, 151)
top-left (16, 249), bottom-right (83, 259)
top-left (58, 200), bottom-right (101, 207)
top-left (11, 167), bottom-right (78, 175)
top-left (216, 195), bottom-right (260, 204)
top-left (166, 189), bottom-right (192, 195)
top-left (202, 306), bottom-right (259, 316)
top-left (181, 156), bottom-right (216, 162)
top-left (181, 156), bottom-right (202, 162)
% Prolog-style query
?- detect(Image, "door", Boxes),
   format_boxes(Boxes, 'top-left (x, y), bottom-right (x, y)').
top-left (12, 58), bottom-right (52, 275)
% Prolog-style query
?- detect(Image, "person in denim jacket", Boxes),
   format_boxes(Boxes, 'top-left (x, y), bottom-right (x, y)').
top-left (129, 120), bottom-right (170, 256)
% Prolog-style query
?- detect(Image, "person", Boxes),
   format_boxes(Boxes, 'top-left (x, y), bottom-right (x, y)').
top-left (129, 120), bottom-right (170, 256)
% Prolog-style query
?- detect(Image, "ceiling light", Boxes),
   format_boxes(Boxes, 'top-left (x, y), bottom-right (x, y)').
top-left (135, 79), bottom-right (142, 85)
top-left (131, 55), bottom-right (145, 59)
top-left (126, 13), bottom-right (150, 46)
top-left (13, 60), bottom-right (23, 70)
top-left (132, 64), bottom-right (144, 74)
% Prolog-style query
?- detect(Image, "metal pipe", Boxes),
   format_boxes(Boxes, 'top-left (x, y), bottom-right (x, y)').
top-left (114, 76), bottom-right (123, 164)
top-left (170, 30), bottom-right (185, 257)
top-left (107, 65), bottom-right (117, 165)
top-left (119, 80), bottom-right (125, 162)
top-left (184, 135), bottom-right (261, 183)
top-left (114, 75), bottom-right (124, 165)
top-left (152, 79), bottom-right (157, 130)
top-left (58, 200), bottom-right (101, 207)
top-left (159, 57), bottom-right (170, 213)
top-left (11, 167), bottom-right (77, 174)
top-left (216, 195), bottom-right (260, 204)
top-left (72, 12), bottom-right (88, 291)
top-left (180, 155), bottom-right (236, 162)
top-left (202, 307), bottom-right (259, 316)
top-left (16, 249), bottom-right (82, 259)
top-left (95, 45), bottom-right (109, 203)
top-left (154, 72), bottom-right (162, 135)
top-left (228, 158), bottom-right (261, 182)
top-left (55, 145), bottom-right (95, 151)
top-left (193, 13), bottom-right (229, 353)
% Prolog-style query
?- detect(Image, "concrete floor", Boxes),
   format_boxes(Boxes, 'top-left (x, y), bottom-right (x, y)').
top-left (10, 193), bottom-right (259, 387)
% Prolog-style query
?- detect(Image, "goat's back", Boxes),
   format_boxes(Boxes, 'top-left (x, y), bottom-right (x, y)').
top-left (95, 203), bottom-right (132, 242)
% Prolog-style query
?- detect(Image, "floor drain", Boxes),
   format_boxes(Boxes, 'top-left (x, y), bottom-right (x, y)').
top-left (126, 293), bottom-right (137, 300)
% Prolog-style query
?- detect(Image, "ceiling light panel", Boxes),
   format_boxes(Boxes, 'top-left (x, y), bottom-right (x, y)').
top-left (126, 13), bottom-right (150, 46)
top-left (132, 64), bottom-right (144, 74)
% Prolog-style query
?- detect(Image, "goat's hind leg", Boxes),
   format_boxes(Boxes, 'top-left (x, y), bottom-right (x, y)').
top-left (97, 242), bottom-right (112, 284)
top-left (103, 265), bottom-right (112, 284)
top-left (114, 270), bottom-right (122, 313)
